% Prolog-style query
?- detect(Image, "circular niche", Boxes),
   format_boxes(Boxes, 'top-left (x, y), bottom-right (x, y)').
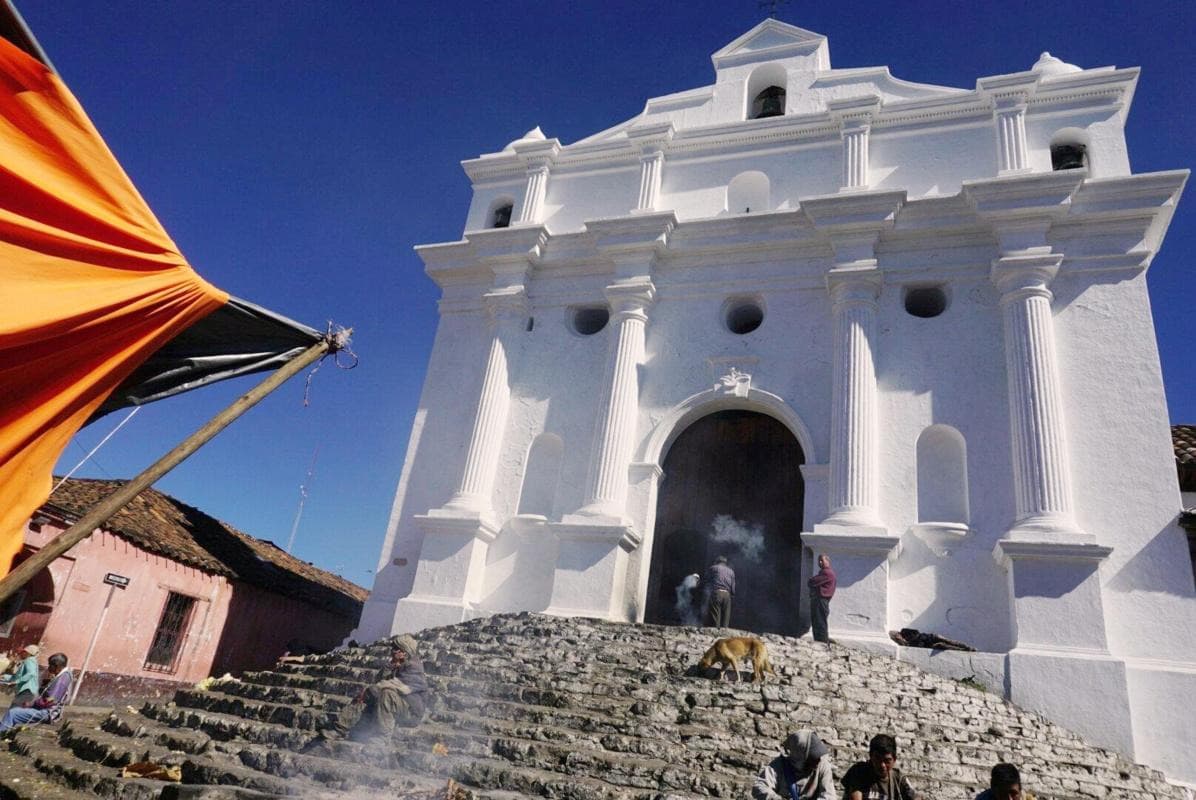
top-left (903, 286), bottom-right (948, 319)
top-left (725, 298), bottom-right (764, 334)
top-left (571, 306), bottom-right (610, 336)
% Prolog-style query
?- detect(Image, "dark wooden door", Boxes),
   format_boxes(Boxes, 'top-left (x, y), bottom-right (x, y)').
top-left (645, 410), bottom-right (804, 635)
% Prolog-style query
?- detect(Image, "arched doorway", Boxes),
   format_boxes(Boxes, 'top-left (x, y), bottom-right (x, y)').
top-left (0, 550), bottom-right (56, 652)
top-left (644, 409), bottom-right (805, 635)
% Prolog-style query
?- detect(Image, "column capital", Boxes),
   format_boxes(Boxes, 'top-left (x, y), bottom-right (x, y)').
top-left (826, 265), bottom-right (883, 306)
top-left (512, 137), bottom-right (560, 171)
top-left (626, 121), bottom-right (674, 155)
top-left (990, 252), bottom-right (1063, 302)
top-left (827, 94), bottom-right (881, 134)
top-left (604, 279), bottom-right (656, 320)
top-left (482, 285), bottom-right (529, 326)
top-left (976, 73), bottom-right (1040, 109)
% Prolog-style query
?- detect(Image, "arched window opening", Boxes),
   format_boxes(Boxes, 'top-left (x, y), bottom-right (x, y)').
top-left (726, 171), bottom-right (770, 215)
top-left (517, 434), bottom-right (564, 519)
top-left (916, 425), bottom-right (969, 525)
top-left (745, 62), bottom-right (788, 122)
top-left (487, 199), bottom-right (514, 229)
top-left (1049, 128), bottom-right (1090, 172)
top-left (751, 86), bottom-right (786, 119)
top-left (1050, 143), bottom-right (1086, 171)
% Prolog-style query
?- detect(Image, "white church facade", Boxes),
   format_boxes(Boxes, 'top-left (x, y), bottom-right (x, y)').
top-left (358, 21), bottom-right (1196, 783)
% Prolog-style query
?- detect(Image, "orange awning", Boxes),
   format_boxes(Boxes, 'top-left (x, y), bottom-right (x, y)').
top-left (0, 36), bottom-right (226, 574)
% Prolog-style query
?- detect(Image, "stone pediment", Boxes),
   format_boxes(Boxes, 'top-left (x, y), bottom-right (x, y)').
top-left (712, 19), bottom-right (830, 70)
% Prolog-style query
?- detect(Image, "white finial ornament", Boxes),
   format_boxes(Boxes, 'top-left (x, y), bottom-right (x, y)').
top-left (1032, 51), bottom-right (1081, 77)
top-left (503, 126), bottom-right (547, 151)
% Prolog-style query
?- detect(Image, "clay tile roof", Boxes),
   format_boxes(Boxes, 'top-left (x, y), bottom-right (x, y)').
top-left (44, 478), bottom-right (367, 615)
top-left (1175, 426), bottom-right (1196, 493)
top-left (1174, 425), bottom-right (1196, 465)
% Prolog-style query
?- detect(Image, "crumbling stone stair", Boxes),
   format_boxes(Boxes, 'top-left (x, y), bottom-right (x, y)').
top-left (0, 613), bottom-right (1183, 799)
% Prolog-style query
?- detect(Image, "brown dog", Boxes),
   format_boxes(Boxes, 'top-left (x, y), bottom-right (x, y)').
top-left (697, 636), bottom-right (777, 683)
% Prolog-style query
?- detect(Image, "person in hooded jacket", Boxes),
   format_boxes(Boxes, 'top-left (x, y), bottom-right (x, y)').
top-left (305, 634), bottom-right (428, 751)
top-left (752, 729), bottom-right (837, 799)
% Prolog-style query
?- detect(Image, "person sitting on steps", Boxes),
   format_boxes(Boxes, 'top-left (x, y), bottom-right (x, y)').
top-left (0, 652), bottom-right (71, 733)
top-left (752, 729), bottom-right (837, 799)
top-left (976, 763), bottom-right (1035, 800)
top-left (841, 733), bottom-right (921, 800)
top-left (306, 634), bottom-right (428, 750)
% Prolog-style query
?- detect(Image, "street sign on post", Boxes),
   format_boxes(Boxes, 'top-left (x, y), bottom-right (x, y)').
top-left (102, 573), bottom-right (129, 588)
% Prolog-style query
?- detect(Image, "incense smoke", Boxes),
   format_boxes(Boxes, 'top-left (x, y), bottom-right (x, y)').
top-left (674, 573), bottom-right (701, 625)
top-left (710, 514), bottom-right (765, 562)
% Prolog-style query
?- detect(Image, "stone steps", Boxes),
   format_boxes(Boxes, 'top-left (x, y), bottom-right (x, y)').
top-left (171, 689), bottom-right (334, 731)
top-left (397, 749), bottom-right (723, 800)
top-left (139, 703), bottom-right (315, 751)
top-left (0, 744), bottom-right (99, 800)
top-left (5, 719), bottom-right (173, 799)
top-left (0, 613), bottom-right (1183, 799)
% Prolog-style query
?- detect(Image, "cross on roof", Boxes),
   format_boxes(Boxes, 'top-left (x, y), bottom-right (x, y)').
top-left (757, 0), bottom-right (790, 18)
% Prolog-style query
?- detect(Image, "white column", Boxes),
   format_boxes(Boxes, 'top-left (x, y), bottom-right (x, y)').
top-left (991, 255), bottom-right (1081, 537)
top-left (517, 163), bottom-right (550, 225)
top-left (440, 288), bottom-right (527, 518)
top-left (994, 96), bottom-right (1029, 174)
top-left (575, 280), bottom-right (655, 521)
top-left (822, 268), bottom-right (882, 528)
top-left (635, 149), bottom-right (665, 213)
top-left (827, 96), bottom-right (879, 193)
top-left (841, 121), bottom-right (871, 190)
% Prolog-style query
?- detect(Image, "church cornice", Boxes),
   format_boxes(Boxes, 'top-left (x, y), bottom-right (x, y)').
top-left (419, 172), bottom-right (1186, 293)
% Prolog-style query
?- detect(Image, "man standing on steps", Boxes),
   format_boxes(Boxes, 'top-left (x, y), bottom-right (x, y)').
top-left (808, 553), bottom-right (836, 643)
top-left (310, 634), bottom-right (428, 748)
top-left (702, 555), bottom-right (736, 628)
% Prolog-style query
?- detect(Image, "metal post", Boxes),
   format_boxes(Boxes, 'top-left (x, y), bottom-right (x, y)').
top-left (70, 580), bottom-right (118, 705)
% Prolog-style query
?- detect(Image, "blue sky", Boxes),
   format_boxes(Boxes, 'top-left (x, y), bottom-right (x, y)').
top-left (19, 1), bottom-right (1194, 591)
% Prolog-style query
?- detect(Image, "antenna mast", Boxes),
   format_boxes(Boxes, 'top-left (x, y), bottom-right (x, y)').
top-left (286, 445), bottom-right (319, 553)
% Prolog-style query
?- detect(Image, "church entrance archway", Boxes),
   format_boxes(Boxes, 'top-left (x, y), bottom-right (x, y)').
top-left (644, 409), bottom-right (805, 635)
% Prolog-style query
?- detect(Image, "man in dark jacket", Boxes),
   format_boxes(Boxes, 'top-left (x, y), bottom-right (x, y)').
top-left (320, 634), bottom-right (429, 744)
top-left (842, 733), bottom-right (921, 800)
top-left (808, 553), bottom-right (836, 643)
top-left (702, 555), bottom-right (736, 627)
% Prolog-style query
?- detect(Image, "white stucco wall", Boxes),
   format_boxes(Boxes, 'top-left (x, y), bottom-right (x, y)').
top-left (360, 18), bottom-right (1195, 785)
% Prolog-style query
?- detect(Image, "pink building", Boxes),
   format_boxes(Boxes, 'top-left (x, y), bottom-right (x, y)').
top-left (0, 478), bottom-right (366, 702)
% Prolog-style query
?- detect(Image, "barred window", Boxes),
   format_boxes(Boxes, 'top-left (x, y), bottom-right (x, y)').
top-left (144, 592), bottom-right (197, 673)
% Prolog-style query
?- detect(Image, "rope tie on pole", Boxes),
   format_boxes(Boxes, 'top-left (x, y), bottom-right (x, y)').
top-left (304, 323), bottom-right (357, 407)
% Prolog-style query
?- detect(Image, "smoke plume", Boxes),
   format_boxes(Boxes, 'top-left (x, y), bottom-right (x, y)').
top-left (710, 514), bottom-right (765, 562)
top-left (674, 573), bottom-right (701, 626)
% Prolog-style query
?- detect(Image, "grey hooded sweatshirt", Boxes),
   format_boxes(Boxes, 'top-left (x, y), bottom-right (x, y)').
top-left (751, 730), bottom-right (836, 800)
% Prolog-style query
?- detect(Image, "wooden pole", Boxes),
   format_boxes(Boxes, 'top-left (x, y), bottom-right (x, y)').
top-left (0, 335), bottom-right (337, 605)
